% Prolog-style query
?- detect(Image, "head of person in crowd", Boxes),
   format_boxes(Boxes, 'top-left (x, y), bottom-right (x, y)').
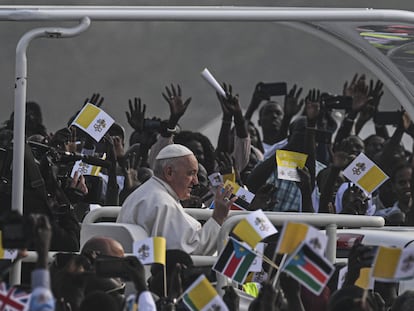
top-left (258, 100), bottom-right (284, 140)
top-left (328, 285), bottom-right (385, 311)
top-left (181, 163), bottom-right (211, 208)
top-left (49, 127), bottom-right (72, 151)
top-left (81, 237), bottom-right (127, 311)
top-left (81, 236), bottom-right (125, 258)
top-left (0, 128), bottom-right (13, 148)
top-left (247, 120), bottom-right (264, 153)
top-left (340, 184), bottom-right (369, 215)
top-left (364, 135), bottom-right (385, 160)
top-left (391, 163), bottom-right (412, 211)
top-left (154, 144), bottom-right (199, 201)
top-left (390, 290), bottom-right (414, 311)
top-left (5, 101), bottom-right (47, 137)
top-left (284, 116), bottom-right (308, 153)
top-left (339, 135), bottom-right (364, 157)
top-left (174, 130), bottom-right (216, 175)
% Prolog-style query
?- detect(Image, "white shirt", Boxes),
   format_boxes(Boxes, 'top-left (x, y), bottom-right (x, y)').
top-left (117, 176), bottom-right (220, 255)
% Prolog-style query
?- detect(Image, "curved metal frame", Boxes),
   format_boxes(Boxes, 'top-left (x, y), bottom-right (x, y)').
top-left (4, 6), bottom-right (414, 285)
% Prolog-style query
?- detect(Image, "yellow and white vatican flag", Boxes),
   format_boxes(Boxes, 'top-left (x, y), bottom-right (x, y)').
top-left (373, 246), bottom-right (414, 281)
top-left (276, 150), bottom-right (308, 182)
top-left (0, 232), bottom-right (18, 260)
top-left (343, 153), bottom-right (388, 194)
top-left (71, 103), bottom-right (115, 142)
top-left (133, 237), bottom-right (166, 266)
top-left (276, 222), bottom-right (327, 256)
top-left (70, 160), bottom-right (102, 178)
top-left (232, 209), bottom-right (277, 248)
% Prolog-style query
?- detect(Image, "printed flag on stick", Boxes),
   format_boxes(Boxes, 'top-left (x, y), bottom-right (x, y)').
top-left (232, 209), bottom-right (277, 248)
top-left (0, 232), bottom-right (18, 260)
top-left (224, 180), bottom-right (255, 210)
top-left (337, 266), bottom-right (374, 290)
top-left (283, 242), bottom-right (334, 295)
top-left (343, 152), bottom-right (389, 194)
top-left (372, 246), bottom-right (414, 281)
top-left (0, 282), bottom-right (31, 311)
top-left (133, 237), bottom-right (166, 266)
top-left (70, 159), bottom-right (103, 178)
top-left (182, 275), bottom-right (229, 311)
top-left (276, 150), bottom-right (308, 182)
top-left (276, 222), bottom-right (327, 256)
top-left (213, 237), bottom-right (256, 284)
top-left (71, 103), bottom-right (115, 142)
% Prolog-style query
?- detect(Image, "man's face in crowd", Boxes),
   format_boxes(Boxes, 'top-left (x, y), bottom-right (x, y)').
top-left (365, 136), bottom-right (385, 159)
top-left (343, 136), bottom-right (364, 157)
top-left (259, 101), bottom-right (284, 133)
top-left (167, 155), bottom-right (199, 200)
top-left (393, 166), bottom-right (412, 205)
top-left (185, 139), bottom-right (205, 167)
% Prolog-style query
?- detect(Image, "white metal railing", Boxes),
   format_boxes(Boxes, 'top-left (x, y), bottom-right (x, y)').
top-left (80, 206), bottom-right (385, 293)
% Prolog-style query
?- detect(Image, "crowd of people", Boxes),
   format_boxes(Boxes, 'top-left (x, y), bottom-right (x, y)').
top-left (0, 73), bottom-right (414, 310)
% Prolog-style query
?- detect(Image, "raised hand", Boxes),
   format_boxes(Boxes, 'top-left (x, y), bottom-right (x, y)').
top-left (343, 74), bottom-right (371, 113)
top-left (343, 73), bottom-right (359, 97)
top-left (368, 79), bottom-right (384, 110)
top-left (284, 84), bottom-right (303, 118)
top-left (212, 184), bottom-right (236, 225)
top-left (217, 83), bottom-right (242, 119)
top-left (245, 82), bottom-right (270, 120)
top-left (122, 151), bottom-right (142, 190)
top-left (126, 97), bottom-right (146, 132)
top-left (83, 93), bottom-right (104, 107)
top-left (304, 89), bottom-right (321, 122)
top-left (162, 84), bottom-right (191, 127)
top-left (352, 75), bottom-right (370, 113)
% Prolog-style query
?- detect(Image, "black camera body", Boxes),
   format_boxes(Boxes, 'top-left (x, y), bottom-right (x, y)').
top-left (95, 257), bottom-right (132, 280)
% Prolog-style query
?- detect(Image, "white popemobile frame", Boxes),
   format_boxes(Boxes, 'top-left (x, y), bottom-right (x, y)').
top-left (3, 6), bottom-right (414, 286)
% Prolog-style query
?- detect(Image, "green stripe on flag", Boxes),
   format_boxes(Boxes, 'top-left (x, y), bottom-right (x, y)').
top-left (183, 295), bottom-right (197, 311)
top-left (285, 265), bottom-right (322, 293)
top-left (233, 252), bottom-right (256, 283)
top-left (75, 104), bottom-right (100, 129)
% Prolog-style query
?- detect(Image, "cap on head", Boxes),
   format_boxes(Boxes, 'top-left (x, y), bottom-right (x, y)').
top-left (156, 144), bottom-right (194, 160)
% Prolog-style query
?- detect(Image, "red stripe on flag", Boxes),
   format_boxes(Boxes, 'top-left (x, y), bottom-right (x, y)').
top-left (302, 260), bottom-right (328, 283)
top-left (0, 288), bottom-right (25, 311)
top-left (224, 254), bottom-right (242, 278)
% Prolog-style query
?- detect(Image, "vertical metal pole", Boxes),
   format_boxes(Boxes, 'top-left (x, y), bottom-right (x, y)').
top-left (325, 223), bottom-right (337, 263)
top-left (10, 17), bottom-right (91, 285)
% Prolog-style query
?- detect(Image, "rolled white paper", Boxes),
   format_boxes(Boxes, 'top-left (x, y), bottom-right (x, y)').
top-left (201, 68), bottom-right (226, 97)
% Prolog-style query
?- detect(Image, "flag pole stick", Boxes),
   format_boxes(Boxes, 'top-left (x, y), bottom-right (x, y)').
top-left (163, 264), bottom-right (167, 298)
top-left (272, 254), bottom-right (287, 288)
top-left (267, 247), bottom-right (279, 280)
